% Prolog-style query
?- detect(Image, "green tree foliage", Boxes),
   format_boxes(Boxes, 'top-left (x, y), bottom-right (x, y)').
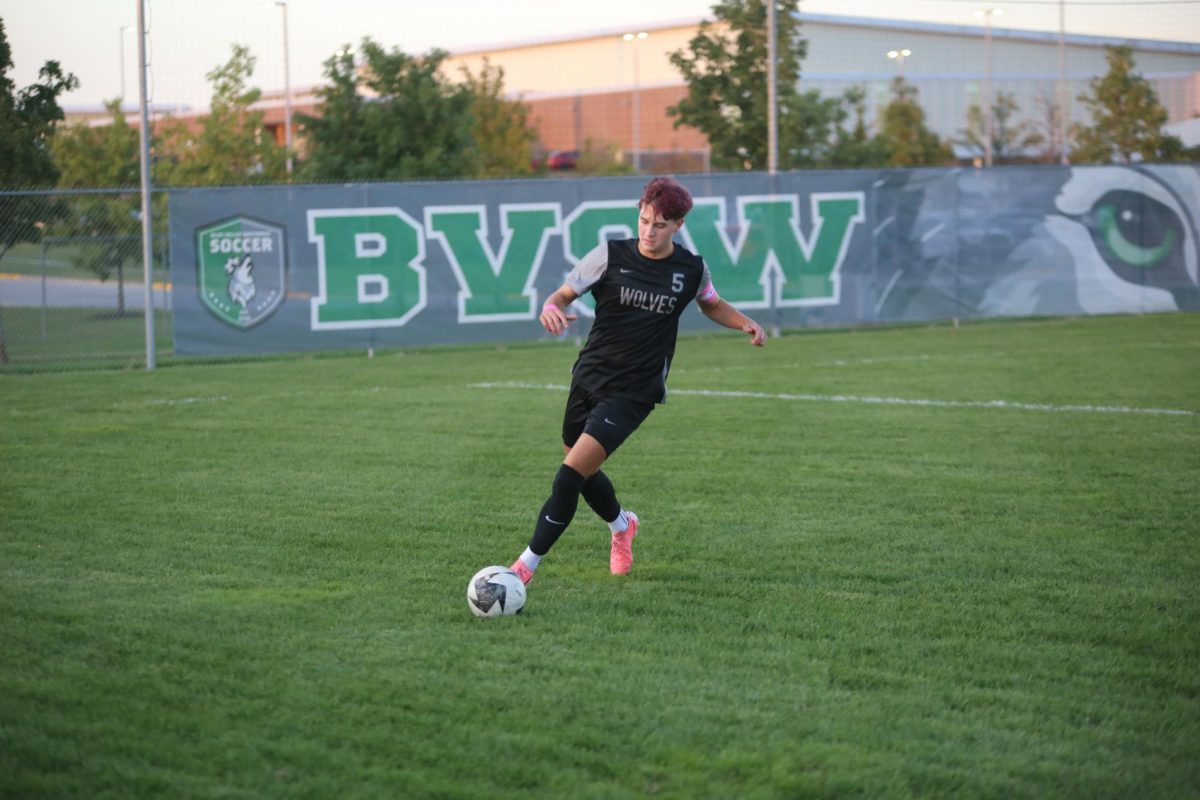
top-left (0, 17), bottom-right (78, 362)
top-left (0, 17), bottom-right (78, 252)
top-left (51, 99), bottom-right (149, 313)
top-left (299, 40), bottom-right (477, 181)
top-left (960, 91), bottom-right (1045, 164)
top-left (877, 78), bottom-right (953, 167)
top-left (667, 0), bottom-right (846, 170)
top-left (460, 59), bottom-right (536, 179)
top-left (576, 138), bottom-right (636, 176)
top-left (826, 85), bottom-right (891, 168)
top-left (1072, 45), bottom-right (1195, 164)
top-left (54, 100), bottom-right (140, 188)
top-left (158, 44), bottom-right (286, 186)
top-left (1031, 93), bottom-right (1069, 164)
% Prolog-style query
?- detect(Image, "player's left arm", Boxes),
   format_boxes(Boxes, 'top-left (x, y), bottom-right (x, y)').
top-left (698, 294), bottom-right (767, 347)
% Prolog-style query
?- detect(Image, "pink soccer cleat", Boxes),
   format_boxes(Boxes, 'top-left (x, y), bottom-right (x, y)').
top-left (610, 512), bottom-right (639, 575)
top-left (510, 559), bottom-right (535, 586)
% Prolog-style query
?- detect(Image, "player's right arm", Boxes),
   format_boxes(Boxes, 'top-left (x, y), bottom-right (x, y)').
top-left (540, 284), bottom-right (580, 335)
top-left (542, 242), bottom-right (607, 335)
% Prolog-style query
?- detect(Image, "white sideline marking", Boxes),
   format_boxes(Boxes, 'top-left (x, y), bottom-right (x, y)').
top-left (145, 395), bottom-right (229, 406)
top-left (469, 382), bottom-right (1195, 417)
top-left (820, 354), bottom-right (933, 367)
top-left (130, 387), bottom-right (386, 410)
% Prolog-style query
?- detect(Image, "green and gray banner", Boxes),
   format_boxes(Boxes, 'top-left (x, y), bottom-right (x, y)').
top-left (169, 165), bottom-right (1199, 356)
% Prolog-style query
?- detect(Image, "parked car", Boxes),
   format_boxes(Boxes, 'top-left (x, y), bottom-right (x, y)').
top-left (545, 150), bottom-right (580, 171)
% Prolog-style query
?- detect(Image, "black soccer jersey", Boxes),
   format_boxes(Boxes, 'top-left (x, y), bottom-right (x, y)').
top-left (565, 238), bottom-right (713, 404)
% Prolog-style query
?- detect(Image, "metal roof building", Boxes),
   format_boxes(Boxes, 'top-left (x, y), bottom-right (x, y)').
top-left (443, 12), bottom-right (1200, 166)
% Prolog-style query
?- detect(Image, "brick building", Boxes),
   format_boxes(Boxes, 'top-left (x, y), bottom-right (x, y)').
top-left (69, 12), bottom-right (1200, 170)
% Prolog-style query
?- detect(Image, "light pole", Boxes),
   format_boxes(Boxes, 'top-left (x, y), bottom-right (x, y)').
top-left (622, 31), bottom-right (647, 171)
top-left (1057, 0), bottom-right (1070, 164)
top-left (767, 0), bottom-right (777, 175)
top-left (273, 0), bottom-right (293, 174)
top-left (134, 2), bottom-right (154, 369)
top-left (973, 7), bottom-right (1003, 167)
top-left (886, 48), bottom-right (912, 77)
top-left (118, 25), bottom-right (134, 104)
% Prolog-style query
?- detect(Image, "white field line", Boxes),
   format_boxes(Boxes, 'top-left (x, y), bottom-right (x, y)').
top-left (469, 381), bottom-right (1196, 417)
top-left (116, 386), bottom-right (389, 410)
top-left (819, 354), bottom-right (934, 367)
top-left (144, 395), bottom-right (229, 406)
top-left (676, 353), bottom-right (993, 375)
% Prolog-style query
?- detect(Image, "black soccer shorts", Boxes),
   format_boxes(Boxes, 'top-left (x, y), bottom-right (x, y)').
top-left (561, 382), bottom-right (654, 456)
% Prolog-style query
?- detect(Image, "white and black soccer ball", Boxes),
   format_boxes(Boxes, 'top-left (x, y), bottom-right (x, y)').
top-left (467, 566), bottom-right (527, 617)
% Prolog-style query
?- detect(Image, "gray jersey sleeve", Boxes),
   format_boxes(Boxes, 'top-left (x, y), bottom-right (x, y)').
top-left (696, 260), bottom-right (714, 299)
top-left (565, 243), bottom-right (609, 295)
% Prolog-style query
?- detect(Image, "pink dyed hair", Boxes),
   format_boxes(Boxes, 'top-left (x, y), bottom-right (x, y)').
top-left (638, 177), bottom-right (693, 222)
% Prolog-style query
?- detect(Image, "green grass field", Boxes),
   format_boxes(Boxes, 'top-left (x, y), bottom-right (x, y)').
top-left (1, 240), bottom-right (166, 283)
top-left (1, 242), bottom-right (97, 282)
top-left (2, 313), bottom-right (1198, 798)
top-left (0, 308), bottom-right (173, 371)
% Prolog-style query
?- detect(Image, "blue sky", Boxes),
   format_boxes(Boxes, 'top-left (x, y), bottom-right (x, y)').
top-left (4, 0), bottom-right (1198, 110)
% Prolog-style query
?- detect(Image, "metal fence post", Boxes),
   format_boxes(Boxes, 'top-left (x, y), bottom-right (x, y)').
top-left (39, 240), bottom-right (48, 342)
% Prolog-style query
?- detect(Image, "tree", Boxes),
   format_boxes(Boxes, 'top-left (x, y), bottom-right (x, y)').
top-left (460, 59), bottom-right (536, 179)
top-left (825, 85), bottom-right (891, 168)
top-left (877, 78), bottom-right (953, 167)
top-left (575, 138), bottom-right (635, 176)
top-left (299, 40), bottom-right (477, 181)
top-left (0, 17), bottom-right (78, 362)
top-left (667, 0), bottom-right (846, 171)
top-left (1031, 91), bottom-right (1068, 164)
top-left (51, 99), bottom-right (144, 313)
top-left (1072, 45), bottom-right (1193, 164)
top-left (0, 17), bottom-right (78, 253)
top-left (960, 91), bottom-right (1044, 164)
top-left (158, 44), bottom-right (286, 186)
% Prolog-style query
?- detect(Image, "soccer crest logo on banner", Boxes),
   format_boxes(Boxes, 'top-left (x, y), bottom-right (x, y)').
top-left (196, 216), bottom-right (286, 329)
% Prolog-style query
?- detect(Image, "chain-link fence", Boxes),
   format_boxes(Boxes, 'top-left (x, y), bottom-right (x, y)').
top-left (0, 188), bottom-right (171, 372)
top-left (6, 163), bottom-right (1197, 372)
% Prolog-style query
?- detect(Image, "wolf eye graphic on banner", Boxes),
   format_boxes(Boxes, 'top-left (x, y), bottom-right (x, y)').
top-left (871, 165), bottom-right (1200, 322)
top-left (195, 216), bottom-right (286, 329)
top-left (1052, 169), bottom-right (1200, 312)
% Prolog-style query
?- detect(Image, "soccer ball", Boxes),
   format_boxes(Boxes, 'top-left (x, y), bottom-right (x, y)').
top-left (467, 565), bottom-right (527, 617)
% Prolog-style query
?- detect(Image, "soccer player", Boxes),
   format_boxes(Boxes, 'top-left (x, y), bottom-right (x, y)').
top-left (510, 176), bottom-right (767, 585)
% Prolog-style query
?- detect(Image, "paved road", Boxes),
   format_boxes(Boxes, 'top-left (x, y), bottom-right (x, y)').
top-left (0, 275), bottom-right (172, 310)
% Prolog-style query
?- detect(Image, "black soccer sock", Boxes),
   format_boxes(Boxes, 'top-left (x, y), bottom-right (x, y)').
top-left (581, 469), bottom-right (621, 524)
top-left (528, 464), bottom-right (587, 556)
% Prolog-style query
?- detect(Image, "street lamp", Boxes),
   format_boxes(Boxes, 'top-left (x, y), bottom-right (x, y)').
top-left (622, 31), bottom-right (647, 172)
top-left (886, 48), bottom-right (912, 77)
top-left (118, 25), bottom-right (134, 104)
top-left (1057, 0), bottom-right (1070, 164)
top-left (973, 7), bottom-right (1004, 167)
top-left (272, 0), bottom-right (293, 174)
top-left (767, 0), bottom-right (777, 175)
